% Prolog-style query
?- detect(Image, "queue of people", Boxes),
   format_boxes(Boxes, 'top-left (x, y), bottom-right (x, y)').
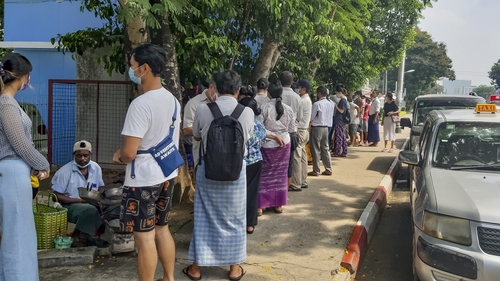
top-left (0, 43), bottom-right (401, 281)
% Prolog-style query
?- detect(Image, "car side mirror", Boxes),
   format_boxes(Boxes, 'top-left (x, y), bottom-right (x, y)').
top-left (399, 150), bottom-right (421, 166)
top-left (400, 118), bottom-right (412, 129)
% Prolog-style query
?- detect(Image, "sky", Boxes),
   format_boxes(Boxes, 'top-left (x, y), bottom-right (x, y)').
top-left (419, 0), bottom-right (498, 86)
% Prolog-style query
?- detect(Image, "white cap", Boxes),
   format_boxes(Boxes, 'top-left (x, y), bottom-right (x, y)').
top-left (73, 140), bottom-right (92, 153)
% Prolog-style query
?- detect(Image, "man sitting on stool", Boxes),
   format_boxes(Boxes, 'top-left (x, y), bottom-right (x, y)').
top-left (51, 140), bottom-right (105, 246)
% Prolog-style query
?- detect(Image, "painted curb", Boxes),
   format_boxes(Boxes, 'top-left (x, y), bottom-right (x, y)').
top-left (340, 137), bottom-right (409, 275)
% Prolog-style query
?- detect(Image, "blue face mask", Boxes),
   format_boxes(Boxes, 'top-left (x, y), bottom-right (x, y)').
top-left (20, 76), bottom-right (31, 91)
top-left (128, 66), bottom-right (144, 85)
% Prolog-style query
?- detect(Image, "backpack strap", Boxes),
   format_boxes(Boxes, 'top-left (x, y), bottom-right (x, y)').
top-left (207, 102), bottom-right (223, 119)
top-left (231, 104), bottom-right (245, 120)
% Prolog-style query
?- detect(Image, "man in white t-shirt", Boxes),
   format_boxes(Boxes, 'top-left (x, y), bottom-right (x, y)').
top-left (348, 96), bottom-right (361, 147)
top-left (368, 90), bottom-right (381, 146)
top-left (183, 78), bottom-right (217, 167)
top-left (112, 44), bottom-right (179, 281)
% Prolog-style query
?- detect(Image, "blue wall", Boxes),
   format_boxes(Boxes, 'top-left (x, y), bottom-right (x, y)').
top-left (4, 0), bottom-right (109, 165)
top-left (5, 0), bottom-right (108, 42)
top-left (13, 49), bottom-right (76, 122)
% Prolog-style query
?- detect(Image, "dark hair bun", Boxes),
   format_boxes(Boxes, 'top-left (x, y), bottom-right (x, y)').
top-left (257, 78), bottom-right (270, 90)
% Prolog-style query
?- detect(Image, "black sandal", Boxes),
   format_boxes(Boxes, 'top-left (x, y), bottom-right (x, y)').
top-left (228, 265), bottom-right (246, 281)
top-left (247, 226), bottom-right (255, 234)
top-left (182, 265), bottom-right (202, 280)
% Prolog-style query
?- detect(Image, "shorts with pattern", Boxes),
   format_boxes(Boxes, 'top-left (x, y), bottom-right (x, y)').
top-left (349, 124), bottom-right (359, 137)
top-left (119, 179), bottom-right (174, 233)
top-left (362, 120), bottom-right (369, 132)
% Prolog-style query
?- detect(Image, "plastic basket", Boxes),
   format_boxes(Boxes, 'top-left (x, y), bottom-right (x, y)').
top-left (33, 193), bottom-right (68, 250)
top-left (54, 236), bottom-right (73, 249)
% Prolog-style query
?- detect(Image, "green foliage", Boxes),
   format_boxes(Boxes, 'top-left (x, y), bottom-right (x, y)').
top-left (49, 0), bottom-right (436, 88)
top-left (488, 59), bottom-right (500, 86)
top-left (314, 0), bottom-right (429, 91)
top-left (386, 28), bottom-right (455, 107)
top-left (474, 85), bottom-right (495, 99)
top-left (52, 0), bottom-right (191, 76)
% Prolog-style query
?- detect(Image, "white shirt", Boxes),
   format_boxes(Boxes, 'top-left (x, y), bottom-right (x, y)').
top-left (298, 94), bottom-right (312, 129)
top-left (192, 96), bottom-right (254, 156)
top-left (51, 161), bottom-right (105, 199)
top-left (122, 88), bottom-right (181, 187)
top-left (369, 98), bottom-right (381, 115)
top-left (350, 102), bottom-right (360, 125)
top-left (183, 89), bottom-right (211, 166)
top-left (281, 87), bottom-right (303, 128)
top-left (254, 92), bottom-right (270, 106)
top-left (310, 98), bottom-right (334, 127)
top-left (258, 100), bottom-right (295, 148)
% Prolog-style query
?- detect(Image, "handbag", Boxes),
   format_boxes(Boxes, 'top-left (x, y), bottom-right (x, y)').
top-left (391, 113), bottom-right (400, 123)
top-left (131, 100), bottom-right (185, 179)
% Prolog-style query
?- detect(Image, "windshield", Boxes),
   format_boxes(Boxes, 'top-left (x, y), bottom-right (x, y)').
top-left (414, 99), bottom-right (481, 125)
top-left (432, 122), bottom-right (500, 169)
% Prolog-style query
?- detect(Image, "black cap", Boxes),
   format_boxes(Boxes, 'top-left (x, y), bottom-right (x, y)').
top-left (298, 79), bottom-right (311, 92)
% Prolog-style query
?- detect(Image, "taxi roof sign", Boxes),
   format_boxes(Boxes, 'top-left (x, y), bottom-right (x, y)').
top-left (475, 104), bottom-right (497, 113)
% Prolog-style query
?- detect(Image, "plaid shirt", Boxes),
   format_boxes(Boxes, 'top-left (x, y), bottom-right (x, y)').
top-left (245, 119), bottom-right (266, 165)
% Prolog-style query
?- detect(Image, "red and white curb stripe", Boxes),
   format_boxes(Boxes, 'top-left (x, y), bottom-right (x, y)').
top-left (340, 137), bottom-right (409, 275)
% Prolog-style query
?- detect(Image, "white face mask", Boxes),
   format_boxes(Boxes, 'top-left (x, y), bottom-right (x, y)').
top-left (74, 160), bottom-right (90, 169)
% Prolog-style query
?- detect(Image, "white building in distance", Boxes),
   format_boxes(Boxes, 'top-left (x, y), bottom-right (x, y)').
top-left (442, 78), bottom-right (474, 95)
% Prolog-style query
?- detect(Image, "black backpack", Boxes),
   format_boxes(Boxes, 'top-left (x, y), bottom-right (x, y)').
top-left (341, 99), bottom-right (351, 124)
top-left (203, 103), bottom-right (245, 181)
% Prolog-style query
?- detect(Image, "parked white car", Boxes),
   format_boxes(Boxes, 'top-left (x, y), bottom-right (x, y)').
top-left (400, 104), bottom-right (500, 281)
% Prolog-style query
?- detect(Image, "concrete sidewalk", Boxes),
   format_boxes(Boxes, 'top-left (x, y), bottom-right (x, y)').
top-left (39, 125), bottom-right (410, 281)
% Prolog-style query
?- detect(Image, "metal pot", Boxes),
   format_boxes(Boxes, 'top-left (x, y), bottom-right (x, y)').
top-left (103, 186), bottom-right (123, 200)
top-left (101, 197), bottom-right (122, 206)
top-left (78, 187), bottom-right (103, 204)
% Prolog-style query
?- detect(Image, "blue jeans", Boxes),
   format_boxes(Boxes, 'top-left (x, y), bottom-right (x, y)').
top-left (0, 159), bottom-right (39, 281)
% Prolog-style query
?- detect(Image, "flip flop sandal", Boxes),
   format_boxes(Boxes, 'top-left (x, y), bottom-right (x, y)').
top-left (389, 149), bottom-right (395, 153)
top-left (228, 265), bottom-right (246, 281)
top-left (381, 149), bottom-right (388, 152)
top-left (182, 265), bottom-right (202, 281)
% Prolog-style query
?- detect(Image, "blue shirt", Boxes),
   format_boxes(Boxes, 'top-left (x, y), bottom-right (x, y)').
top-left (51, 160), bottom-right (105, 199)
top-left (245, 119), bottom-right (266, 165)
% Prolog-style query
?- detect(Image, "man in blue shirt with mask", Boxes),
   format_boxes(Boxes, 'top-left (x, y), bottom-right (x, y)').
top-left (52, 140), bottom-right (106, 246)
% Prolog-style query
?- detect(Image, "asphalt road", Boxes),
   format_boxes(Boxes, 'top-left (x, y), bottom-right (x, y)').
top-left (355, 164), bottom-right (414, 281)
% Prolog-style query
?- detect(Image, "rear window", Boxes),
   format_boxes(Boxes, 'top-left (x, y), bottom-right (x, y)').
top-left (414, 99), bottom-right (482, 125)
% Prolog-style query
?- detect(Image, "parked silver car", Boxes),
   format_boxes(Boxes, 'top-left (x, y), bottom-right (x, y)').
top-left (400, 104), bottom-right (500, 281)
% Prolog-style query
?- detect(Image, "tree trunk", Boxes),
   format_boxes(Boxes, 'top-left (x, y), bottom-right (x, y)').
top-left (118, 0), bottom-right (148, 51)
top-left (228, 3), bottom-right (251, 70)
top-left (270, 45), bottom-right (282, 71)
top-left (150, 11), bottom-right (194, 203)
top-left (248, 37), bottom-right (279, 85)
top-left (118, 0), bottom-right (148, 98)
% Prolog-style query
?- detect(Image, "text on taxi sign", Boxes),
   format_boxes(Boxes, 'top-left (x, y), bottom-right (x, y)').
top-left (475, 104), bottom-right (497, 113)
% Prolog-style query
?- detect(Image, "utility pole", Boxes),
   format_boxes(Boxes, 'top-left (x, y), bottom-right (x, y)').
top-left (384, 70), bottom-right (388, 94)
top-left (395, 51), bottom-right (406, 133)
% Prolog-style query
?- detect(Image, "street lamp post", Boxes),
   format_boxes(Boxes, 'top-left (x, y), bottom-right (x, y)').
top-left (395, 51), bottom-right (415, 133)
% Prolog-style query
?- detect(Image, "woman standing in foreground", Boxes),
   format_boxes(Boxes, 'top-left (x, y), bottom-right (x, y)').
top-left (257, 83), bottom-right (295, 215)
top-left (239, 97), bottom-right (266, 234)
top-left (382, 92), bottom-right (400, 152)
top-left (0, 53), bottom-right (50, 281)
